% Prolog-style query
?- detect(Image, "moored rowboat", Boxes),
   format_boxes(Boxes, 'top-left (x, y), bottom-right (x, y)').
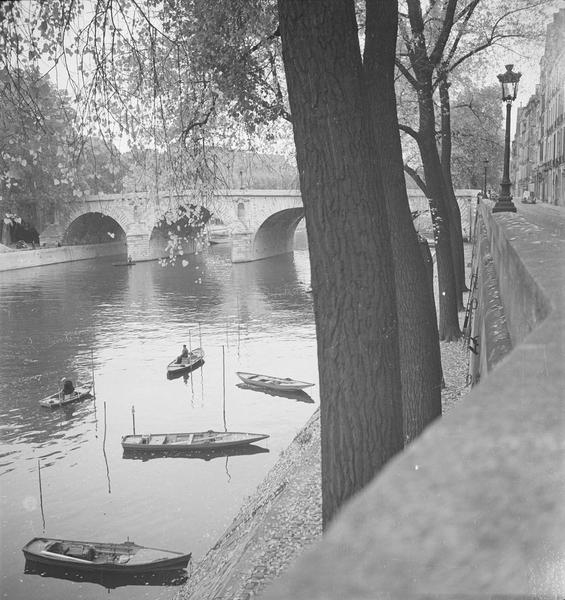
top-left (166, 348), bottom-right (204, 377)
top-left (121, 430), bottom-right (269, 451)
top-left (236, 372), bottom-right (314, 392)
top-left (39, 383), bottom-right (93, 408)
top-left (22, 537), bottom-right (191, 574)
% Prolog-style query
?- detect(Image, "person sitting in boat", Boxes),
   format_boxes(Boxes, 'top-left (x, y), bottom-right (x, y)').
top-left (177, 344), bottom-right (189, 364)
top-left (127, 255), bottom-right (133, 264)
top-left (61, 378), bottom-right (75, 397)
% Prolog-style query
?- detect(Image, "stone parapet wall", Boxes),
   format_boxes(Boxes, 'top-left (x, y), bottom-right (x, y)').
top-left (262, 202), bottom-right (565, 599)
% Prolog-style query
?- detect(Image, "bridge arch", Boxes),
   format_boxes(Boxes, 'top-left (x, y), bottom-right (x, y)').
top-left (63, 204), bottom-right (132, 236)
top-left (232, 207), bottom-right (305, 263)
top-left (62, 211), bottom-right (127, 245)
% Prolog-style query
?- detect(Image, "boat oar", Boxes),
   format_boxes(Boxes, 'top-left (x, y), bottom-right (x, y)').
top-left (131, 405), bottom-right (136, 435)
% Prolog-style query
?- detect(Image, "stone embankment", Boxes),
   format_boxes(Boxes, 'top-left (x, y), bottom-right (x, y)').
top-left (175, 319), bottom-right (470, 600)
top-left (0, 241), bottom-right (125, 271)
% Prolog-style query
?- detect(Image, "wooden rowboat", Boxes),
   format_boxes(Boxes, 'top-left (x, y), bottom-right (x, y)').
top-left (166, 348), bottom-right (204, 377)
top-left (39, 383), bottom-right (93, 408)
top-left (22, 537), bottom-right (191, 574)
top-left (236, 371), bottom-right (314, 392)
top-left (121, 430), bottom-right (269, 451)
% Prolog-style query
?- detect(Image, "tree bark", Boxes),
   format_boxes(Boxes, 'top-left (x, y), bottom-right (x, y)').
top-left (439, 77), bottom-right (468, 309)
top-left (364, 0), bottom-right (442, 443)
top-left (278, 0), bottom-right (403, 527)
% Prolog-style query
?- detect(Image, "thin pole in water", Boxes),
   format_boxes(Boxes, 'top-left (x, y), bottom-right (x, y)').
top-left (132, 405), bottom-right (136, 435)
top-left (91, 349), bottom-right (96, 398)
top-left (103, 402), bottom-right (111, 494)
top-left (38, 459), bottom-right (46, 531)
top-left (189, 330), bottom-right (192, 353)
top-left (199, 322), bottom-right (202, 348)
top-left (222, 345), bottom-right (227, 432)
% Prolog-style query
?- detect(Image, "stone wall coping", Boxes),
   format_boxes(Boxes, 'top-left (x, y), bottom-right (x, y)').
top-left (263, 202), bottom-right (565, 599)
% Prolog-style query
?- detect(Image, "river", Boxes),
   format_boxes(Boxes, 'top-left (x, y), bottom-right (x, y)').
top-left (0, 234), bottom-right (318, 600)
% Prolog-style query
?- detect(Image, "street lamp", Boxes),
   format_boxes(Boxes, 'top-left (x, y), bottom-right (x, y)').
top-left (483, 159), bottom-right (489, 196)
top-left (493, 64), bottom-right (522, 213)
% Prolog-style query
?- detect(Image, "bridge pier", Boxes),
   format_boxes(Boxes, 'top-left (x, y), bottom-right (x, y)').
top-left (126, 232), bottom-right (153, 262)
top-left (230, 230), bottom-right (297, 263)
top-left (231, 232), bottom-right (255, 263)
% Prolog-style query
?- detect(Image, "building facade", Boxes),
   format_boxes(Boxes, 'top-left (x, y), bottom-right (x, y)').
top-left (512, 9), bottom-right (564, 206)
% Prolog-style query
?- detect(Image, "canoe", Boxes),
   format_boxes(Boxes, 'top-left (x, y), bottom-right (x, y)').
top-left (22, 537), bottom-right (191, 574)
top-left (121, 430), bottom-right (269, 451)
top-left (112, 261), bottom-right (136, 267)
top-left (166, 348), bottom-right (204, 376)
top-left (236, 371), bottom-right (315, 392)
top-left (39, 383), bottom-right (93, 408)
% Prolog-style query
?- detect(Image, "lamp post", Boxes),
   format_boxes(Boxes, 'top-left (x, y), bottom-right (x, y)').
top-left (493, 64), bottom-right (522, 213)
top-left (483, 159), bottom-right (489, 196)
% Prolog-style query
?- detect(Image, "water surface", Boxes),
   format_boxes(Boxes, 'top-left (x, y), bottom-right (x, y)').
top-left (0, 238), bottom-right (317, 599)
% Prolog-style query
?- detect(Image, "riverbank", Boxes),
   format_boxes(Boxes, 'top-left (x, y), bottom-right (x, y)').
top-left (174, 245), bottom-right (472, 600)
top-left (175, 337), bottom-right (469, 600)
top-left (0, 241), bottom-right (125, 271)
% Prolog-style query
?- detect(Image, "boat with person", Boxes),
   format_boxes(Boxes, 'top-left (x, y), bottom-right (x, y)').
top-left (22, 537), bottom-right (191, 574)
top-left (236, 371), bottom-right (315, 392)
top-left (121, 430), bottom-right (269, 452)
top-left (39, 382), bottom-right (93, 408)
top-left (166, 347), bottom-right (204, 377)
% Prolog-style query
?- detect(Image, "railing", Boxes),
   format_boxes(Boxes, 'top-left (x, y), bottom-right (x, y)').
top-left (261, 201), bottom-right (565, 599)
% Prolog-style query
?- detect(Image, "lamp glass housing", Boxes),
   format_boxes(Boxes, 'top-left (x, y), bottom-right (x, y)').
top-left (497, 64), bottom-right (522, 102)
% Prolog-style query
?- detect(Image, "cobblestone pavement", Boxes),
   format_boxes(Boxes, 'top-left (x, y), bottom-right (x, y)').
top-left (174, 246), bottom-right (472, 600)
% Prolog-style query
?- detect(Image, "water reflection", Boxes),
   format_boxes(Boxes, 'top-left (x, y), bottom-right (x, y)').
top-left (235, 383), bottom-right (315, 403)
top-left (24, 561), bottom-right (189, 591)
top-left (0, 243), bottom-right (317, 600)
top-left (122, 444), bottom-right (269, 462)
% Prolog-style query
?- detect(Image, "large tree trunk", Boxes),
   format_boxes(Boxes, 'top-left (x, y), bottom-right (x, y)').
top-left (439, 78), bottom-right (467, 309)
top-left (278, 0), bottom-right (403, 528)
top-left (364, 0), bottom-right (442, 443)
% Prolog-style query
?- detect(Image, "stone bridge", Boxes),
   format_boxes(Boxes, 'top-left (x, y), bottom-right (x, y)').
top-left (40, 188), bottom-right (479, 263)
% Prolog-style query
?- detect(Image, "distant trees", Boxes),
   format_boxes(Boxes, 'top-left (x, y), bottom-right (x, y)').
top-left (0, 67), bottom-right (75, 228)
top-left (0, 66), bottom-right (127, 229)
top-left (450, 83), bottom-right (504, 189)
